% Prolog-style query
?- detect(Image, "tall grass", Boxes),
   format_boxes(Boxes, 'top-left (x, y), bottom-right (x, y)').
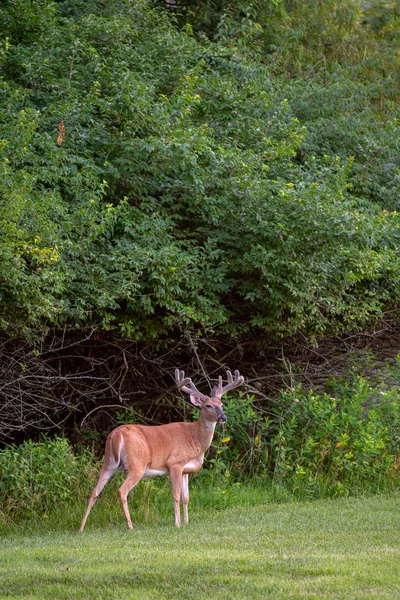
top-left (0, 464), bottom-right (292, 534)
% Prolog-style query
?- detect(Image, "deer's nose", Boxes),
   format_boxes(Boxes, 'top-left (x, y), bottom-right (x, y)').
top-left (217, 410), bottom-right (227, 423)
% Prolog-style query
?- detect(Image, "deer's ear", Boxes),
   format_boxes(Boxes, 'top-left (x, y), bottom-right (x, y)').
top-left (190, 394), bottom-right (203, 407)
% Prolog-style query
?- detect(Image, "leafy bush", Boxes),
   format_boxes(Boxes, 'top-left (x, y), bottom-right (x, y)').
top-left (207, 377), bottom-right (399, 497)
top-left (0, 436), bottom-right (92, 518)
top-left (1, 0), bottom-right (400, 341)
top-left (209, 393), bottom-right (272, 479)
top-left (271, 378), bottom-right (400, 496)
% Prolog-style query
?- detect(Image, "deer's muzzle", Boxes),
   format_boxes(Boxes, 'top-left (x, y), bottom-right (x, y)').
top-left (216, 408), bottom-right (227, 423)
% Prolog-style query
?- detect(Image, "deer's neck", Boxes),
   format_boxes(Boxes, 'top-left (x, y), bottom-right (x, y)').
top-left (193, 413), bottom-right (217, 452)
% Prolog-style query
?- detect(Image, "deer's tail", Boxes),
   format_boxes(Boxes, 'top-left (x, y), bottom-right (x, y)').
top-left (108, 427), bottom-right (126, 470)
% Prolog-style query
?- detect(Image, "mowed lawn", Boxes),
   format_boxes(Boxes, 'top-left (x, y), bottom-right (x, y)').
top-left (1, 495), bottom-right (399, 600)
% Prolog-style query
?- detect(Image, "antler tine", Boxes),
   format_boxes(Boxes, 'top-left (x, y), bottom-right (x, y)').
top-left (175, 368), bottom-right (209, 401)
top-left (215, 369), bottom-right (244, 397)
top-left (175, 369), bottom-right (190, 389)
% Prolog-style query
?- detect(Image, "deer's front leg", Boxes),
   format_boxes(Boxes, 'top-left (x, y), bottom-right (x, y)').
top-left (181, 473), bottom-right (189, 525)
top-left (169, 467), bottom-right (183, 527)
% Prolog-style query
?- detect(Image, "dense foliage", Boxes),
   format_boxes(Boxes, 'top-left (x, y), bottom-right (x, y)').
top-left (1, 0), bottom-right (400, 341)
top-left (210, 373), bottom-right (400, 492)
top-left (0, 436), bottom-right (91, 516)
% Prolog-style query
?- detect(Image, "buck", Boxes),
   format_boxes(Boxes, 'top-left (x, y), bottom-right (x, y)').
top-left (79, 368), bottom-right (244, 531)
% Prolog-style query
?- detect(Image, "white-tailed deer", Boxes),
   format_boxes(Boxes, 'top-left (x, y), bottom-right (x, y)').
top-left (79, 368), bottom-right (244, 531)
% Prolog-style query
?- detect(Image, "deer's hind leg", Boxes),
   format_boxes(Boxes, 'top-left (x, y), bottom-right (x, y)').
top-left (79, 461), bottom-right (117, 532)
top-left (118, 469), bottom-right (145, 530)
top-left (80, 432), bottom-right (124, 532)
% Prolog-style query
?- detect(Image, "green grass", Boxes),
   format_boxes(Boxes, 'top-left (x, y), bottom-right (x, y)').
top-left (1, 494), bottom-right (400, 599)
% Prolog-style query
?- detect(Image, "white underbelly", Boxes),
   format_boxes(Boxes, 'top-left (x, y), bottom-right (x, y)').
top-left (142, 467), bottom-right (169, 479)
top-left (184, 459), bottom-right (199, 469)
top-left (183, 458), bottom-right (203, 472)
top-left (142, 457), bottom-right (203, 479)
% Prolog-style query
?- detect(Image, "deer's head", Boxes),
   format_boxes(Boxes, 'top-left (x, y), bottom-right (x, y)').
top-left (175, 369), bottom-right (244, 423)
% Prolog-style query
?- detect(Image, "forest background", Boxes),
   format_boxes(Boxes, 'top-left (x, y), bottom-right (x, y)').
top-left (0, 0), bottom-right (400, 521)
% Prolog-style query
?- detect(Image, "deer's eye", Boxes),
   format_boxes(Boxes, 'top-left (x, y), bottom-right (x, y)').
top-left (206, 404), bottom-right (213, 409)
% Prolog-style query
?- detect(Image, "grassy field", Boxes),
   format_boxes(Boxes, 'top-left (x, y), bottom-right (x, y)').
top-left (1, 494), bottom-right (399, 600)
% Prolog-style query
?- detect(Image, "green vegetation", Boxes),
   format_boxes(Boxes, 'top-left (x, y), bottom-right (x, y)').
top-left (1, 0), bottom-right (400, 341)
top-left (0, 437), bottom-right (93, 518)
top-left (213, 376), bottom-right (400, 492)
top-left (1, 496), bottom-right (399, 599)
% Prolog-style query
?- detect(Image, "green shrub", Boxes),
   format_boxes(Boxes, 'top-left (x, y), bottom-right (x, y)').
top-left (0, 436), bottom-right (92, 518)
top-left (271, 378), bottom-right (400, 496)
top-left (1, 0), bottom-right (400, 342)
top-left (206, 375), bottom-right (399, 498)
top-left (209, 393), bottom-right (272, 479)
